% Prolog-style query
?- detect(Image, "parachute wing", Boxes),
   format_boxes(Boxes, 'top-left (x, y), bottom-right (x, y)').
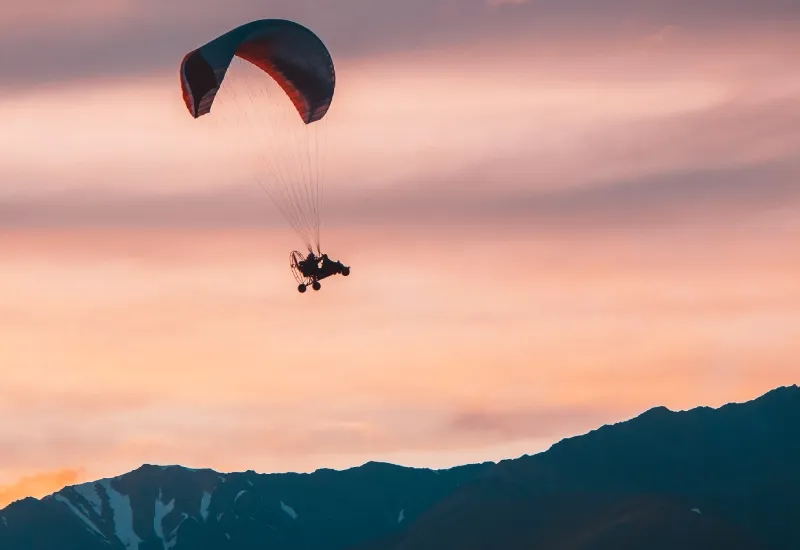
top-left (180, 19), bottom-right (335, 124)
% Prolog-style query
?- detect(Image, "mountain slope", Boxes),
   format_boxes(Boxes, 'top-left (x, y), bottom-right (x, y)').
top-left (1, 385), bottom-right (797, 550)
top-left (352, 480), bottom-right (771, 550)
top-left (355, 385), bottom-right (799, 550)
top-left (0, 461), bottom-right (491, 550)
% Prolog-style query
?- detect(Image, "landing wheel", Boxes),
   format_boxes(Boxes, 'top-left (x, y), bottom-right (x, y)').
top-left (341, 266), bottom-right (350, 276)
top-left (298, 284), bottom-right (307, 293)
top-left (312, 281), bottom-right (321, 291)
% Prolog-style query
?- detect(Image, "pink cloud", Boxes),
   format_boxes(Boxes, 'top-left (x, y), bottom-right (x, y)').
top-left (0, 0), bottom-right (134, 31)
top-left (487, 0), bottom-right (529, 7)
top-left (4, 0), bottom-right (799, 87)
top-left (3, 36), bottom-right (800, 236)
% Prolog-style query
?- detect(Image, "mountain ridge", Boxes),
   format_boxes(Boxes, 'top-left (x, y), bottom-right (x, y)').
top-left (363, 384), bottom-right (800, 550)
top-left (1, 384), bottom-right (797, 550)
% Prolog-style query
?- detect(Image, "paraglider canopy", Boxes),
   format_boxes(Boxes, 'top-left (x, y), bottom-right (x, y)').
top-left (179, 19), bottom-right (336, 255)
top-left (179, 19), bottom-right (335, 124)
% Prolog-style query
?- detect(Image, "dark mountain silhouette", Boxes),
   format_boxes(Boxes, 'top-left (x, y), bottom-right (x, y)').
top-left (0, 461), bottom-right (490, 550)
top-left (352, 488), bottom-right (770, 550)
top-left (0, 385), bottom-right (796, 550)
top-left (355, 385), bottom-right (799, 550)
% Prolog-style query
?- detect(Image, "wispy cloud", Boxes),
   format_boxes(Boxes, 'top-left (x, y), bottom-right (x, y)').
top-left (5, 0), bottom-right (800, 87)
top-left (446, 405), bottom-right (609, 440)
top-left (3, 94), bottom-right (799, 233)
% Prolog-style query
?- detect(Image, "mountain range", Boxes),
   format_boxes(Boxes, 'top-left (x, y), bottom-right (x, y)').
top-left (1, 384), bottom-right (797, 550)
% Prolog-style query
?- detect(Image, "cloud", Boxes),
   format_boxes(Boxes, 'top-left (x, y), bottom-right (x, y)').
top-left (447, 406), bottom-right (610, 440)
top-left (0, 388), bottom-right (153, 418)
top-left (0, 469), bottom-right (85, 508)
top-left (79, 402), bottom-right (622, 469)
top-left (487, 0), bottom-right (529, 7)
top-left (4, 0), bottom-right (800, 88)
top-left (3, 94), bottom-right (799, 234)
top-left (2, 159), bottom-right (797, 236)
top-left (0, 397), bottom-right (616, 486)
top-left (0, 387), bottom-right (158, 474)
top-left (1, 0), bottom-right (134, 31)
top-left (647, 24), bottom-right (681, 43)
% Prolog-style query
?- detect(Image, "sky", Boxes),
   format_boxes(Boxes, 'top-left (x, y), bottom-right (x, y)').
top-left (2, 0), bottom-right (800, 508)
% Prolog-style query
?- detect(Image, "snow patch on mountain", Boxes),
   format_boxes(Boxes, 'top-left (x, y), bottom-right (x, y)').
top-left (154, 489), bottom-right (176, 550)
top-left (73, 483), bottom-right (103, 516)
top-left (99, 479), bottom-right (141, 550)
top-left (53, 494), bottom-right (104, 537)
top-left (168, 513), bottom-right (189, 539)
top-left (200, 491), bottom-right (212, 521)
top-left (281, 501), bottom-right (298, 519)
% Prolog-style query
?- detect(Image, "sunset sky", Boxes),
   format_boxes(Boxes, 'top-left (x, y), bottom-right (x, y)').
top-left (2, 0), bottom-right (800, 508)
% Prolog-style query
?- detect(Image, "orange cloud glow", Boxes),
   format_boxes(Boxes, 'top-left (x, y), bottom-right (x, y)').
top-left (0, 469), bottom-right (86, 508)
